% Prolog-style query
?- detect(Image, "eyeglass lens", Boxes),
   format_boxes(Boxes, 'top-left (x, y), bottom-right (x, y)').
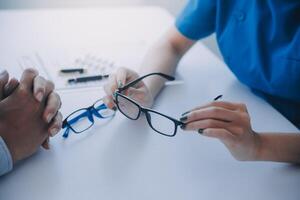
top-left (146, 111), bottom-right (176, 136)
top-left (67, 109), bottom-right (94, 133)
top-left (116, 93), bottom-right (176, 136)
top-left (116, 94), bottom-right (140, 120)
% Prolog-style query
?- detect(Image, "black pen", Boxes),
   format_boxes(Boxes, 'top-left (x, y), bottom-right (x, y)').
top-left (214, 95), bottom-right (223, 101)
top-left (68, 75), bottom-right (109, 84)
top-left (60, 68), bottom-right (85, 74)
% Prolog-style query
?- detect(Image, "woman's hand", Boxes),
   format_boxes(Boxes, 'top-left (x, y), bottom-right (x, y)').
top-left (103, 67), bottom-right (154, 109)
top-left (180, 101), bottom-right (262, 161)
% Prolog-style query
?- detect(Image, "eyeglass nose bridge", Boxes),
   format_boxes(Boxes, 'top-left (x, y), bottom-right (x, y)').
top-left (85, 107), bottom-right (95, 123)
top-left (62, 119), bottom-right (68, 129)
top-left (89, 106), bottom-right (102, 118)
top-left (144, 111), bottom-right (152, 125)
top-left (63, 128), bottom-right (71, 138)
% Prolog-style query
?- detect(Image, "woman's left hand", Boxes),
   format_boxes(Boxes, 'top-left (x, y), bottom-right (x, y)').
top-left (180, 101), bottom-right (261, 161)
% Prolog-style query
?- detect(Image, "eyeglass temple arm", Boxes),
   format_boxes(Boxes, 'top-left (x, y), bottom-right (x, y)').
top-left (62, 119), bottom-right (68, 129)
top-left (118, 72), bottom-right (175, 92)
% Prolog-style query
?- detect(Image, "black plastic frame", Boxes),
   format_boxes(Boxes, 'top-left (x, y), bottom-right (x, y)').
top-left (114, 72), bottom-right (183, 137)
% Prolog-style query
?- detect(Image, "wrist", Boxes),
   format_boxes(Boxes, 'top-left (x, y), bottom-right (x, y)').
top-left (0, 125), bottom-right (17, 164)
top-left (253, 133), bottom-right (274, 161)
top-left (253, 132), bottom-right (263, 161)
top-left (0, 136), bottom-right (14, 174)
top-left (0, 136), bottom-right (17, 164)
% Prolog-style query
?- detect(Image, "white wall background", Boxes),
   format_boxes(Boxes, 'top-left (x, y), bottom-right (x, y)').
top-left (0, 0), bottom-right (185, 14)
top-left (0, 0), bottom-right (220, 57)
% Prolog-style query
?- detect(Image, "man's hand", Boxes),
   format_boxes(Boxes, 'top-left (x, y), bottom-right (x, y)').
top-left (31, 73), bottom-right (62, 149)
top-left (0, 69), bottom-right (62, 163)
top-left (1, 69), bottom-right (63, 149)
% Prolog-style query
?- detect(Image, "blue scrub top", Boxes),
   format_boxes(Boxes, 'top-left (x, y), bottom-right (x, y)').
top-left (176, 0), bottom-right (300, 128)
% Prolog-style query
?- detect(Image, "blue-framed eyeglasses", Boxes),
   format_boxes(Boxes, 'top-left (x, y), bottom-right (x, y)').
top-left (62, 98), bottom-right (116, 138)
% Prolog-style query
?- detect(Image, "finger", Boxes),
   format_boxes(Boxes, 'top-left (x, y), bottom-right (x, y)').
top-left (48, 111), bottom-right (63, 137)
top-left (202, 128), bottom-right (235, 143)
top-left (103, 96), bottom-right (116, 110)
top-left (126, 87), bottom-right (143, 96)
top-left (103, 74), bottom-right (117, 96)
top-left (183, 119), bottom-right (231, 131)
top-left (126, 87), bottom-right (147, 103)
top-left (239, 103), bottom-right (249, 113)
top-left (42, 137), bottom-right (50, 150)
top-left (43, 92), bottom-right (61, 123)
top-left (103, 74), bottom-right (117, 109)
top-left (33, 76), bottom-right (47, 102)
top-left (43, 80), bottom-right (55, 98)
top-left (116, 67), bottom-right (141, 89)
top-left (0, 70), bottom-right (9, 99)
top-left (182, 101), bottom-right (245, 116)
top-left (181, 106), bottom-right (239, 124)
top-left (20, 68), bottom-right (38, 90)
top-left (116, 67), bottom-right (128, 88)
top-left (4, 78), bottom-right (19, 97)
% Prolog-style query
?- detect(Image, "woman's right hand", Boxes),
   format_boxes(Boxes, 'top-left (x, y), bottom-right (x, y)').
top-left (103, 67), bottom-right (154, 109)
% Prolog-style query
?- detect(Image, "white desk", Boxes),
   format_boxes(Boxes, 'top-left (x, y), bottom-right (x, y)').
top-left (0, 7), bottom-right (299, 200)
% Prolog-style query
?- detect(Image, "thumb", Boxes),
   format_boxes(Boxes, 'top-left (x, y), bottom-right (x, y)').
top-left (202, 128), bottom-right (236, 145)
top-left (126, 87), bottom-right (145, 99)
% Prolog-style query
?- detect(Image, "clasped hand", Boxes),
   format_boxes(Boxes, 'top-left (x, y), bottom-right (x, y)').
top-left (0, 69), bottom-right (62, 163)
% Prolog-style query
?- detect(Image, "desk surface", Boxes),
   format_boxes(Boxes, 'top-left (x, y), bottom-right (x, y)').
top-left (0, 7), bottom-right (299, 200)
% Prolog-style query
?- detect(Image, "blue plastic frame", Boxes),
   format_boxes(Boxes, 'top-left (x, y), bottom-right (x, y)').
top-left (62, 99), bottom-right (115, 138)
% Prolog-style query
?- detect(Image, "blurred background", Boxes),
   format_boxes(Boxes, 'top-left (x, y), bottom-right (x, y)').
top-left (0, 0), bottom-right (220, 58)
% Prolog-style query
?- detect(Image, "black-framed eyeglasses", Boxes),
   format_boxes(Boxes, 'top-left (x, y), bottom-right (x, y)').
top-left (62, 98), bottom-right (116, 138)
top-left (113, 73), bottom-right (184, 137)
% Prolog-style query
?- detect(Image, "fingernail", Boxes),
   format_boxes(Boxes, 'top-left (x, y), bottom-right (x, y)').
top-left (36, 91), bottom-right (43, 102)
top-left (180, 116), bottom-right (188, 122)
top-left (198, 129), bottom-right (204, 134)
top-left (180, 124), bottom-right (186, 130)
top-left (50, 128), bottom-right (59, 137)
top-left (46, 141), bottom-right (51, 149)
top-left (44, 138), bottom-right (50, 149)
top-left (46, 114), bottom-right (54, 123)
top-left (181, 111), bottom-right (190, 116)
top-left (118, 80), bottom-right (123, 88)
top-left (44, 143), bottom-right (50, 150)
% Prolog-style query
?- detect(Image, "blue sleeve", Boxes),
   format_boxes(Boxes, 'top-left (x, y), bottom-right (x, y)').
top-left (175, 0), bottom-right (217, 40)
top-left (0, 136), bottom-right (13, 176)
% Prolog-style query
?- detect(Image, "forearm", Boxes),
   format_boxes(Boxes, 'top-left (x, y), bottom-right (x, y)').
top-left (139, 41), bottom-right (182, 99)
top-left (256, 133), bottom-right (300, 163)
top-left (139, 27), bottom-right (195, 99)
